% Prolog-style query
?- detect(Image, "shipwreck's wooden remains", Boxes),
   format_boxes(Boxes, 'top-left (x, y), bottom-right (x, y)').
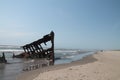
top-left (22, 31), bottom-right (55, 65)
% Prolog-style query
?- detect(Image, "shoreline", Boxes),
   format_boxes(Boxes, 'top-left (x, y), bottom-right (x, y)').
top-left (17, 51), bottom-right (120, 80)
top-left (17, 52), bottom-right (98, 80)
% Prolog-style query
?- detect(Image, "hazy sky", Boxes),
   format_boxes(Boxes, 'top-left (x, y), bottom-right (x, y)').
top-left (0, 0), bottom-right (120, 50)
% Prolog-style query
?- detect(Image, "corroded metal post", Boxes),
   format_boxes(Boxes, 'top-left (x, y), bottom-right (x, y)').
top-left (0, 52), bottom-right (7, 63)
top-left (50, 31), bottom-right (54, 65)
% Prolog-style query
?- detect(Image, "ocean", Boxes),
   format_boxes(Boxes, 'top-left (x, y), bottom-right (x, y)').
top-left (0, 45), bottom-right (96, 80)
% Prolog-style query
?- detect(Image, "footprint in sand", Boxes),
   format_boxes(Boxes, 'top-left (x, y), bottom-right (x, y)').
top-left (94, 71), bottom-right (99, 74)
top-left (69, 68), bottom-right (73, 70)
top-left (79, 73), bottom-right (82, 76)
top-left (81, 75), bottom-right (86, 77)
top-left (64, 76), bottom-right (68, 79)
top-left (54, 78), bottom-right (58, 80)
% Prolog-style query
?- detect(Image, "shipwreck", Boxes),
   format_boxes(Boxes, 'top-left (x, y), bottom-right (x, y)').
top-left (14, 31), bottom-right (55, 66)
top-left (0, 52), bottom-right (7, 63)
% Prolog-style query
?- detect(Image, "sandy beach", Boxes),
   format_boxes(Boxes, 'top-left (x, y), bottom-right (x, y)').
top-left (17, 51), bottom-right (120, 80)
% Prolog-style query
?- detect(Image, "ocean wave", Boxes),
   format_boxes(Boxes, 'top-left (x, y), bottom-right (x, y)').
top-left (0, 49), bottom-right (23, 52)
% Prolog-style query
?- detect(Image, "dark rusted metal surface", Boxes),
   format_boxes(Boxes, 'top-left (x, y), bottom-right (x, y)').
top-left (22, 31), bottom-right (55, 65)
top-left (0, 52), bottom-right (7, 63)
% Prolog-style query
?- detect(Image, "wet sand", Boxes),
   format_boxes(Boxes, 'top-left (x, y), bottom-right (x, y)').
top-left (17, 51), bottom-right (120, 80)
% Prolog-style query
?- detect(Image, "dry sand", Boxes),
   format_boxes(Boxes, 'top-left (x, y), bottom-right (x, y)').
top-left (17, 51), bottom-right (120, 80)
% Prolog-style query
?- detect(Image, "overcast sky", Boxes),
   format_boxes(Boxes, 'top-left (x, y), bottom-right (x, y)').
top-left (0, 0), bottom-right (120, 50)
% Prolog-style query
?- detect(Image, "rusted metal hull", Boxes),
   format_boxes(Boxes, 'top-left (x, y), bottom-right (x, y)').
top-left (0, 52), bottom-right (7, 63)
top-left (22, 31), bottom-right (55, 65)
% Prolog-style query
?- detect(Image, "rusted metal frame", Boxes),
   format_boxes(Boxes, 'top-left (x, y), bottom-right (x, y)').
top-left (22, 31), bottom-right (55, 65)
top-left (50, 31), bottom-right (54, 65)
top-left (23, 46), bottom-right (27, 53)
